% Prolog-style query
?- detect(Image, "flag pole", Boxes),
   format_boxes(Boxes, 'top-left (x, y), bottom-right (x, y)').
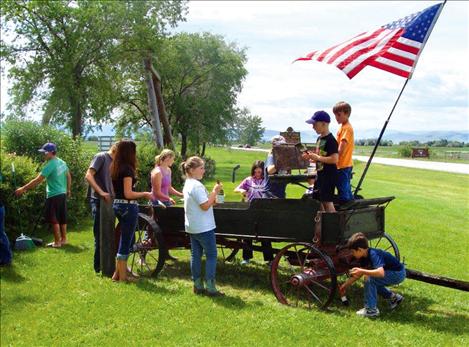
top-left (353, 78), bottom-right (409, 197)
top-left (353, 1), bottom-right (447, 197)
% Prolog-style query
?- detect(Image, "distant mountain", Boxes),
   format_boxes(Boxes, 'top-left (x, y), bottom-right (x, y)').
top-left (262, 129), bottom-right (468, 143)
top-left (86, 124), bottom-right (115, 137)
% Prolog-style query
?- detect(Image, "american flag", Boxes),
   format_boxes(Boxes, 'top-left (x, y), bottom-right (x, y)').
top-left (295, 3), bottom-right (444, 79)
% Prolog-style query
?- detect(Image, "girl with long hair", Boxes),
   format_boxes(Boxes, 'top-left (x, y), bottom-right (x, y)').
top-left (110, 140), bottom-right (152, 282)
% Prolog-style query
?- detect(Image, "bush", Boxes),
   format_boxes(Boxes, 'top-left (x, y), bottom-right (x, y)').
top-left (398, 145), bottom-right (412, 158)
top-left (0, 152), bottom-right (47, 240)
top-left (2, 120), bottom-right (92, 230)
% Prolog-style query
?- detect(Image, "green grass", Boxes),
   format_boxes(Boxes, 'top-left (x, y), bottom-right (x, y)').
top-left (1, 147), bottom-right (468, 346)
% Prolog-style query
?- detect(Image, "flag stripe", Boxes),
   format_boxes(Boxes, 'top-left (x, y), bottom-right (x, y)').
top-left (381, 51), bottom-right (414, 66)
top-left (392, 41), bottom-right (420, 55)
top-left (325, 29), bottom-right (386, 64)
top-left (341, 29), bottom-right (402, 74)
top-left (368, 60), bottom-right (410, 78)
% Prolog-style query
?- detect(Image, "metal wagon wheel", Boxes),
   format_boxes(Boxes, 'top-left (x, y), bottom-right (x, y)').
top-left (128, 214), bottom-right (166, 278)
top-left (369, 232), bottom-right (400, 261)
top-left (271, 242), bottom-right (337, 310)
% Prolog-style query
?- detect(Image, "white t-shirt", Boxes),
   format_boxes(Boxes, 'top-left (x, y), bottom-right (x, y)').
top-left (183, 178), bottom-right (216, 234)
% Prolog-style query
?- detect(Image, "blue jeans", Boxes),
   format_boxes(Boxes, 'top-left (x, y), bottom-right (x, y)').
top-left (189, 229), bottom-right (217, 281)
top-left (0, 206), bottom-right (13, 265)
top-left (336, 167), bottom-right (353, 202)
top-left (113, 202), bottom-right (138, 261)
top-left (90, 198), bottom-right (101, 272)
top-left (364, 267), bottom-right (406, 309)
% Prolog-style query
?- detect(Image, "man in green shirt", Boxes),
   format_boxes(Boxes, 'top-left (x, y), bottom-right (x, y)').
top-left (15, 143), bottom-right (71, 248)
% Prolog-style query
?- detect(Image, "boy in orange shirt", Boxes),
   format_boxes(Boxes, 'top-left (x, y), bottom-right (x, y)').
top-left (333, 101), bottom-right (354, 202)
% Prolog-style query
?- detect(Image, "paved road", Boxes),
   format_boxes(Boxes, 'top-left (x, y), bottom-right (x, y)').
top-left (353, 155), bottom-right (469, 175)
top-left (230, 147), bottom-right (469, 175)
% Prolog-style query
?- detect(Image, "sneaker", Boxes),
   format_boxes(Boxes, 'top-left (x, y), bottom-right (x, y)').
top-left (356, 307), bottom-right (380, 318)
top-left (240, 259), bottom-right (250, 265)
top-left (389, 293), bottom-right (404, 310)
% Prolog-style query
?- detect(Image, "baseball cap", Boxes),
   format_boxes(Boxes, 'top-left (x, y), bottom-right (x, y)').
top-left (271, 135), bottom-right (286, 146)
top-left (38, 142), bottom-right (57, 153)
top-left (305, 110), bottom-right (331, 124)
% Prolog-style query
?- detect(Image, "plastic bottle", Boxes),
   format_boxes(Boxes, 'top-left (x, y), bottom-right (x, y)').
top-left (216, 180), bottom-right (225, 203)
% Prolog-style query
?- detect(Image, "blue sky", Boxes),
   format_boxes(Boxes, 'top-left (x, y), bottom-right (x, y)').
top-left (174, 1), bottom-right (469, 135)
top-left (1, 1), bottom-right (468, 137)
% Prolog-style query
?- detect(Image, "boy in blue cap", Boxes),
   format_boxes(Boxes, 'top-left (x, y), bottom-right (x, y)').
top-left (15, 143), bottom-right (71, 248)
top-left (301, 111), bottom-right (338, 212)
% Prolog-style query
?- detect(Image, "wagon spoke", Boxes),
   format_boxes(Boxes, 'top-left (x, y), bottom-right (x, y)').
top-left (309, 279), bottom-right (330, 292)
top-left (130, 252), bottom-right (136, 273)
top-left (374, 237), bottom-right (382, 248)
top-left (305, 285), bottom-right (323, 305)
top-left (293, 245), bottom-right (304, 271)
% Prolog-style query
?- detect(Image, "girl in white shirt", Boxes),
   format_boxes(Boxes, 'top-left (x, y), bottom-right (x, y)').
top-left (182, 156), bottom-right (224, 296)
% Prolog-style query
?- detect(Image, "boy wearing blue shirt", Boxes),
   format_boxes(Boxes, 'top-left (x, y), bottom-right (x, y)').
top-left (340, 232), bottom-right (405, 318)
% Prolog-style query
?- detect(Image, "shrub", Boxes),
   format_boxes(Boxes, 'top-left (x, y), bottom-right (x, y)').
top-left (398, 145), bottom-right (412, 158)
top-left (2, 120), bottom-right (92, 229)
top-left (0, 152), bottom-right (47, 240)
top-left (201, 156), bottom-right (216, 180)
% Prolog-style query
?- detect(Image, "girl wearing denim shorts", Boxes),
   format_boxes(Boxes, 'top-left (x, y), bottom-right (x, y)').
top-left (110, 140), bottom-right (152, 282)
top-left (181, 156), bottom-right (224, 296)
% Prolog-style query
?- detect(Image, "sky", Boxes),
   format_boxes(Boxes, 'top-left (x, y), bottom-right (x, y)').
top-left (173, 0), bottom-right (469, 135)
top-left (1, 1), bottom-right (468, 136)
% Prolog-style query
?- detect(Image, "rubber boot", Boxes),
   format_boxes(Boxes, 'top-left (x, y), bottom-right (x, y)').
top-left (193, 278), bottom-right (206, 295)
top-left (206, 279), bottom-right (225, 297)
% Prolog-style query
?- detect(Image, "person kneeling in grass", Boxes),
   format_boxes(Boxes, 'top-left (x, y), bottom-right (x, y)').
top-left (340, 232), bottom-right (405, 318)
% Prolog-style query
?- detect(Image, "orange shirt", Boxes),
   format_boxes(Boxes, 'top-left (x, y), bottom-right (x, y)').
top-left (336, 122), bottom-right (354, 169)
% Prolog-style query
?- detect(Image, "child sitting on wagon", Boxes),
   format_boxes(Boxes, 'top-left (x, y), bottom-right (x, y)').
top-left (340, 232), bottom-right (406, 318)
top-left (234, 160), bottom-right (273, 265)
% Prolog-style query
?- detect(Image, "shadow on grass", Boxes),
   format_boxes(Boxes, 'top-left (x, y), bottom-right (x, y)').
top-left (0, 264), bottom-right (26, 283)
top-left (60, 244), bottom-right (89, 253)
top-left (135, 278), bottom-right (178, 295)
top-left (159, 259), bottom-right (273, 294)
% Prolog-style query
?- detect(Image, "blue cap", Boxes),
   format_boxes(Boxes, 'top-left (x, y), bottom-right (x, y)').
top-left (38, 142), bottom-right (57, 153)
top-left (305, 110), bottom-right (331, 124)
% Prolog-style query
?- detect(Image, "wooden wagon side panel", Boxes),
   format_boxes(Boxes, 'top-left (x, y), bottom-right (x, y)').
top-left (320, 206), bottom-right (385, 245)
top-left (249, 199), bottom-right (321, 241)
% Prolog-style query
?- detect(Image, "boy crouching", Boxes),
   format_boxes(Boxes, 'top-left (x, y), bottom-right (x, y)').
top-left (340, 232), bottom-right (406, 318)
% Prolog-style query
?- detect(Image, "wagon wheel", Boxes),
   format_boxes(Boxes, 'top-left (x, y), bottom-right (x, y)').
top-left (369, 232), bottom-right (400, 262)
top-left (128, 214), bottom-right (166, 278)
top-left (271, 242), bottom-right (337, 310)
top-left (218, 244), bottom-right (239, 263)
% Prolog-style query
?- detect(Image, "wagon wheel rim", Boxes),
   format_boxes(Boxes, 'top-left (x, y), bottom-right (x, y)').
top-left (369, 233), bottom-right (400, 262)
top-left (270, 242), bottom-right (337, 310)
top-left (128, 216), bottom-right (165, 277)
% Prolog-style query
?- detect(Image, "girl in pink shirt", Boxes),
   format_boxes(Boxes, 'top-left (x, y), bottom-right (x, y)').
top-left (151, 149), bottom-right (183, 207)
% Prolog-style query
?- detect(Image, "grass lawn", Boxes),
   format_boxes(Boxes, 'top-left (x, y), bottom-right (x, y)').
top-left (1, 147), bottom-right (468, 346)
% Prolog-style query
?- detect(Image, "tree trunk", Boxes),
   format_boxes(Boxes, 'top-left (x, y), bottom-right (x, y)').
top-left (181, 133), bottom-right (188, 159)
top-left (143, 58), bottom-right (163, 149)
top-left (149, 64), bottom-right (174, 149)
top-left (201, 142), bottom-right (206, 157)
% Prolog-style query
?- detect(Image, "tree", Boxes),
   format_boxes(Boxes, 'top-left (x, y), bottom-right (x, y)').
top-left (233, 108), bottom-right (265, 146)
top-left (1, 0), bottom-right (187, 137)
top-left (150, 32), bottom-right (247, 157)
